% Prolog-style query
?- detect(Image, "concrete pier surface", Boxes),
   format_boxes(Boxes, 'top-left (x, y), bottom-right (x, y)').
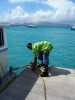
top-left (0, 67), bottom-right (75, 100)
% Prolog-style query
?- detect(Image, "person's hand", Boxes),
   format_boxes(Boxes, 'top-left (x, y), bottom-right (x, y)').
top-left (31, 60), bottom-right (36, 65)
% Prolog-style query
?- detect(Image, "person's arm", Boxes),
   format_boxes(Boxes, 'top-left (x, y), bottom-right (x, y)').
top-left (31, 53), bottom-right (37, 64)
top-left (32, 55), bottom-right (37, 65)
top-left (32, 46), bottom-right (37, 65)
top-left (34, 56), bottom-right (37, 64)
top-left (32, 49), bottom-right (37, 64)
top-left (30, 55), bottom-right (37, 70)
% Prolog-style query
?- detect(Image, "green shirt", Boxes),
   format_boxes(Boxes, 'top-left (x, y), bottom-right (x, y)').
top-left (32, 41), bottom-right (53, 56)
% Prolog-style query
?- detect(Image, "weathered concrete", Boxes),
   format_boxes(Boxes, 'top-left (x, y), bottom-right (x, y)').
top-left (0, 67), bottom-right (75, 100)
top-left (25, 78), bottom-right (44, 100)
top-left (44, 76), bottom-right (75, 100)
top-left (25, 67), bottom-right (75, 100)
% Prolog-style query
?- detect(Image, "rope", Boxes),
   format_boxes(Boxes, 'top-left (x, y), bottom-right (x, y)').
top-left (41, 77), bottom-right (47, 100)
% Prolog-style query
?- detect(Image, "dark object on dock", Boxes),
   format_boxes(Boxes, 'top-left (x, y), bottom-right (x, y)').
top-left (40, 65), bottom-right (48, 77)
top-left (26, 63), bottom-right (49, 77)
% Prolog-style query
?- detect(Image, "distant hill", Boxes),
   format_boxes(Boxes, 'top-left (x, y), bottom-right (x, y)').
top-left (0, 22), bottom-right (71, 28)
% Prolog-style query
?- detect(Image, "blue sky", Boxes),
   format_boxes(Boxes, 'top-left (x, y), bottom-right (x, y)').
top-left (0, 0), bottom-right (52, 12)
top-left (0, 0), bottom-right (75, 24)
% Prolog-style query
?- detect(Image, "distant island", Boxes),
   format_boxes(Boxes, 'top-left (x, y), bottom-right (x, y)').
top-left (0, 22), bottom-right (72, 28)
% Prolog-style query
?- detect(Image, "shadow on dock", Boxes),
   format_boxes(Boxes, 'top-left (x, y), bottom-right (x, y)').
top-left (0, 66), bottom-right (71, 100)
top-left (48, 66), bottom-right (71, 76)
top-left (0, 68), bottom-right (38, 100)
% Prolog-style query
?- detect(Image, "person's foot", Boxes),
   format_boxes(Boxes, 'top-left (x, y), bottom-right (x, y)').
top-left (40, 72), bottom-right (48, 77)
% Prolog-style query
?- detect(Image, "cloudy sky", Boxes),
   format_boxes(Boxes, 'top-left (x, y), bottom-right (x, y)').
top-left (0, 0), bottom-right (75, 24)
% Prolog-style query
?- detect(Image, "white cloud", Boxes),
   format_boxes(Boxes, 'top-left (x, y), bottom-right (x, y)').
top-left (31, 10), bottom-right (54, 23)
top-left (0, 6), bottom-right (29, 24)
top-left (46, 0), bottom-right (75, 9)
top-left (45, 0), bottom-right (75, 23)
top-left (0, 6), bottom-right (54, 24)
top-left (1, 0), bottom-right (75, 24)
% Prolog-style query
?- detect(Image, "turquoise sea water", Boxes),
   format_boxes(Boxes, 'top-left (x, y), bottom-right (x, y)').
top-left (5, 26), bottom-right (75, 73)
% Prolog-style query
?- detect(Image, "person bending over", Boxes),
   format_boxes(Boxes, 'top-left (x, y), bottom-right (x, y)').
top-left (26, 41), bottom-right (53, 76)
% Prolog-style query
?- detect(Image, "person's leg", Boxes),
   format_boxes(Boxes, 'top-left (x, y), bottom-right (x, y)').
top-left (43, 52), bottom-right (49, 76)
top-left (38, 52), bottom-right (43, 65)
top-left (44, 52), bottom-right (49, 66)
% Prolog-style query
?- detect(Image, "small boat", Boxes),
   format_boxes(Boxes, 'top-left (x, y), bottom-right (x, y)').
top-left (26, 25), bottom-right (37, 28)
top-left (71, 26), bottom-right (75, 30)
top-left (0, 27), bottom-right (8, 77)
